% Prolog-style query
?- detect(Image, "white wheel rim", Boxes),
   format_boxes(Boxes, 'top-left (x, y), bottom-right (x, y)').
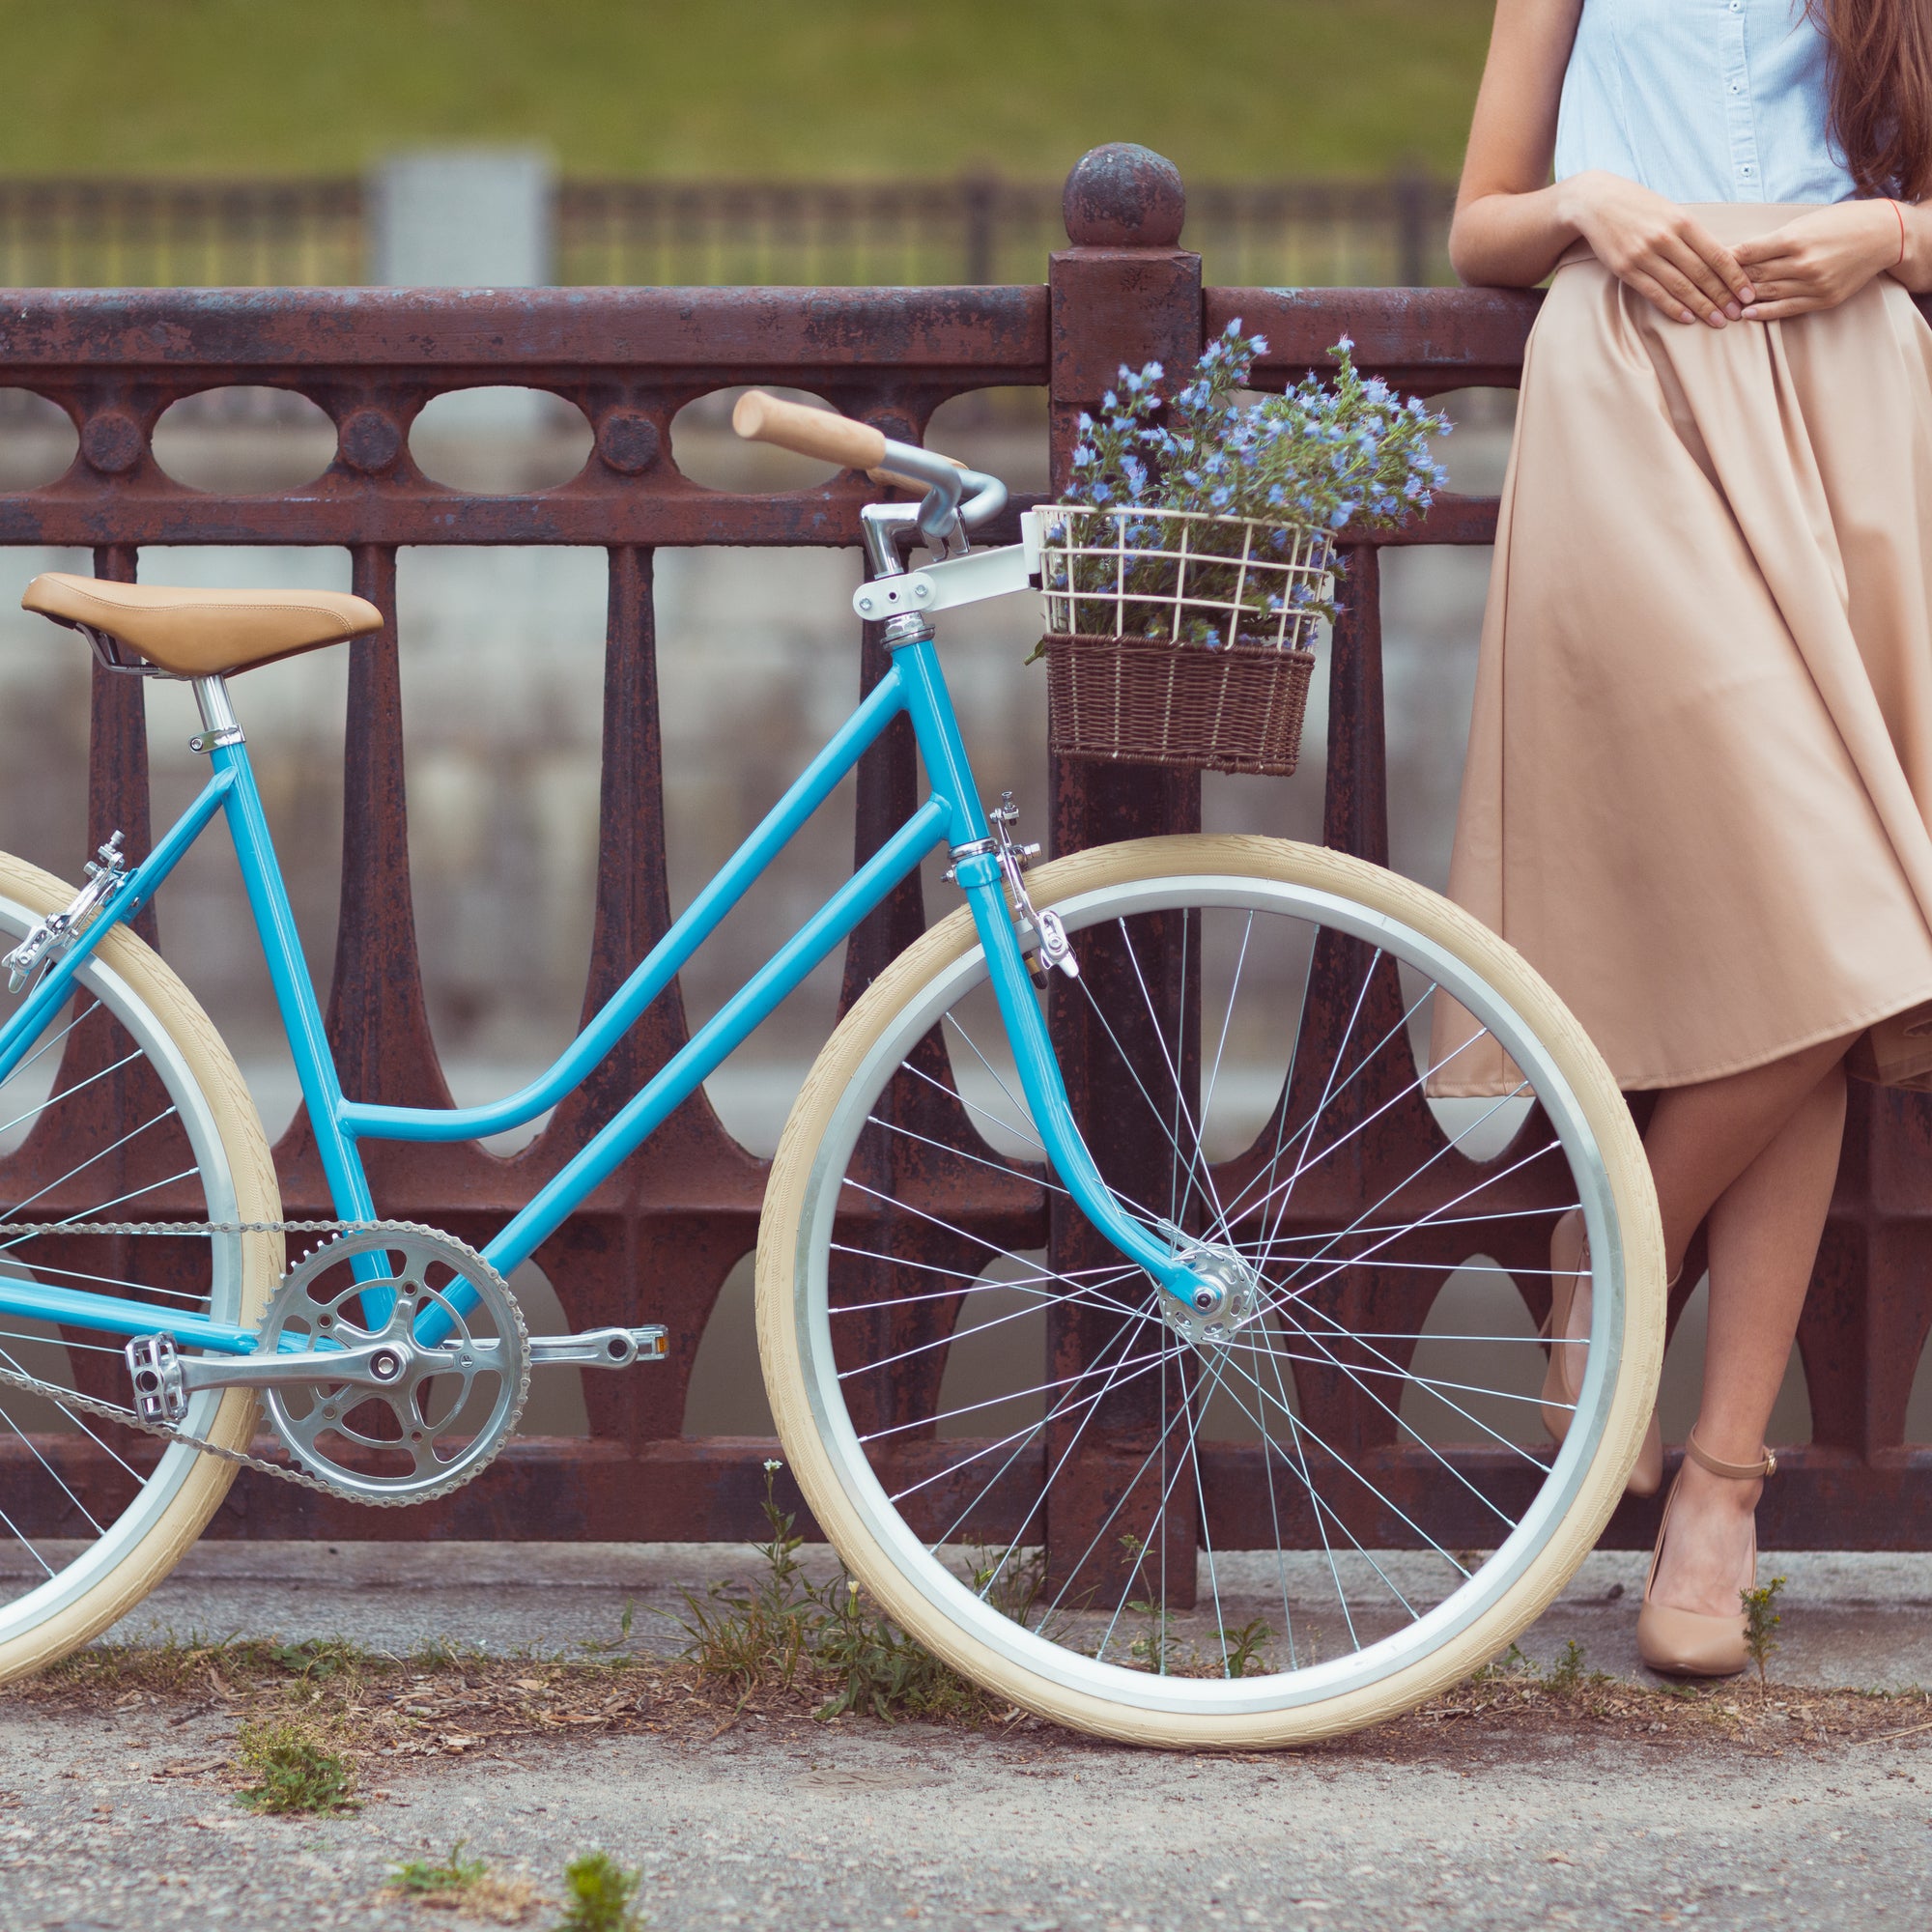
top-left (792, 873), bottom-right (1626, 1716)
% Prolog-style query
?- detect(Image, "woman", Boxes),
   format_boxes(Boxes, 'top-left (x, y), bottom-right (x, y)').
top-left (1443, 0), bottom-right (1932, 1675)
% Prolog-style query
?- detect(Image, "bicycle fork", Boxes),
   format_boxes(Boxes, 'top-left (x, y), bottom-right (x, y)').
top-left (889, 619), bottom-right (1231, 1326)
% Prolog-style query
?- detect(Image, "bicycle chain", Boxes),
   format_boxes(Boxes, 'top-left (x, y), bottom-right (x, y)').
top-left (0, 1216), bottom-right (501, 1506)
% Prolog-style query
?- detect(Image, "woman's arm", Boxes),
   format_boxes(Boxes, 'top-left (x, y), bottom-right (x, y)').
top-left (1452, 0), bottom-right (1754, 326)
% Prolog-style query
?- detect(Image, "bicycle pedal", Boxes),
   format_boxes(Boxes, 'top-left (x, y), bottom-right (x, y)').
top-left (125, 1334), bottom-right (187, 1425)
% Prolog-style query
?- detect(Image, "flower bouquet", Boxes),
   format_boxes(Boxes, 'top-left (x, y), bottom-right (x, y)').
top-left (1038, 322), bottom-right (1449, 776)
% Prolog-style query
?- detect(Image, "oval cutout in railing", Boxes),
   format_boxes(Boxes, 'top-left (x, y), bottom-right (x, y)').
top-left (410, 386), bottom-right (593, 495)
top-left (152, 386), bottom-right (338, 495)
top-left (0, 389), bottom-right (78, 489)
top-left (670, 385), bottom-right (843, 493)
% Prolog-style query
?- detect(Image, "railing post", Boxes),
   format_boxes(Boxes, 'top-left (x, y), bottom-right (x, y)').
top-left (1043, 144), bottom-right (1206, 1604)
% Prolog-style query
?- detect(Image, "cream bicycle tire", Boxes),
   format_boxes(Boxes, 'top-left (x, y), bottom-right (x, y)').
top-left (757, 835), bottom-right (1664, 1747)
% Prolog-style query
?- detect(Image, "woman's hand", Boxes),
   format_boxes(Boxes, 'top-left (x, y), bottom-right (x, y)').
top-left (1733, 202), bottom-right (1903, 320)
top-left (1556, 172), bottom-right (1756, 326)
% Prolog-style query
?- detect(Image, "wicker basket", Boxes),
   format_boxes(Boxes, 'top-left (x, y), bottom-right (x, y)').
top-left (1036, 503), bottom-right (1329, 776)
top-left (1044, 633), bottom-right (1316, 776)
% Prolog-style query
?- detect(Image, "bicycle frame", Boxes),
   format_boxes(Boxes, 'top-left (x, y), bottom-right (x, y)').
top-left (0, 619), bottom-right (1209, 1359)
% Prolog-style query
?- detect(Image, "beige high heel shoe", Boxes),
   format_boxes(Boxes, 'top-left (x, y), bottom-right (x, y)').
top-left (1540, 1208), bottom-right (1664, 1496)
top-left (1636, 1430), bottom-right (1777, 1678)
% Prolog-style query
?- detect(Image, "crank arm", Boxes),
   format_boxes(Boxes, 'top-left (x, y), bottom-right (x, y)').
top-left (426, 1326), bottom-right (668, 1373)
top-left (177, 1338), bottom-right (448, 1396)
top-left (524, 1325), bottom-right (668, 1369)
top-left (128, 1330), bottom-right (465, 1426)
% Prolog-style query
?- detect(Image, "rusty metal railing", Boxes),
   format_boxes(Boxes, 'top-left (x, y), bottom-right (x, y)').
top-left (0, 142), bottom-right (1921, 1549)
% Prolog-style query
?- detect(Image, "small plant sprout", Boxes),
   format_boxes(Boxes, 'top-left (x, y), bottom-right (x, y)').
top-left (388, 1838), bottom-right (489, 1897)
top-left (1743, 1575), bottom-right (1787, 1689)
top-left (554, 1849), bottom-right (644, 1932)
top-left (1216, 1618), bottom-right (1274, 1679)
top-left (1472, 1642), bottom-right (1537, 1684)
top-left (232, 1715), bottom-right (357, 1814)
top-left (1548, 1638), bottom-right (1586, 1692)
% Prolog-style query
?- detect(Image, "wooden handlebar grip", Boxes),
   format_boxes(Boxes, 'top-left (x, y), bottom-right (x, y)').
top-left (731, 390), bottom-right (886, 469)
top-left (867, 454), bottom-right (969, 493)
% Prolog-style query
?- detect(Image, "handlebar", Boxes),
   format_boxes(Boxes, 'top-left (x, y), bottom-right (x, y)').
top-left (731, 389), bottom-right (1008, 556)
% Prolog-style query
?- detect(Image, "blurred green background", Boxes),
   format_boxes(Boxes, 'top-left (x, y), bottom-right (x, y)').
top-left (0, 0), bottom-right (1490, 179)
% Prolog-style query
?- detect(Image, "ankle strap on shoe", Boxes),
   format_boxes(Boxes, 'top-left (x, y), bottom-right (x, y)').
top-left (1685, 1429), bottom-right (1776, 1480)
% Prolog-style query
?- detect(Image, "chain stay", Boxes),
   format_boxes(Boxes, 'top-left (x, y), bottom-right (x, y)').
top-left (0, 1217), bottom-right (499, 1507)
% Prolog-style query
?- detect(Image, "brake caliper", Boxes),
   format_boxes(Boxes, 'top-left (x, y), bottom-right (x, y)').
top-left (5, 832), bottom-right (128, 994)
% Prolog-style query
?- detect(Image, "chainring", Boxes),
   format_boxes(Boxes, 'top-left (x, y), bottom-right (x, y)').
top-left (257, 1225), bottom-right (529, 1504)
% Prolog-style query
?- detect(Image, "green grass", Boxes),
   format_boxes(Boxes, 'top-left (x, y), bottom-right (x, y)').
top-left (389, 1839), bottom-right (490, 1897)
top-left (554, 1851), bottom-right (644, 1932)
top-left (0, 0), bottom-right (1491, 180)
top-left (232, 1714), bottom-right (359, 1815)
top-left (671, 1463), bottom-right (993, 1723)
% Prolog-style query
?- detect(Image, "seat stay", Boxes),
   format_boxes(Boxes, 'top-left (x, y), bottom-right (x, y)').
top-left (0, 766), bottom-right (235, 1083)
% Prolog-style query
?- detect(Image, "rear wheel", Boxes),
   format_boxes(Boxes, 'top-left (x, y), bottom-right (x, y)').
top-left (0, 852), bottom-right (281, 1680)
top-left (758, 835), bottom-right (1663, 1747)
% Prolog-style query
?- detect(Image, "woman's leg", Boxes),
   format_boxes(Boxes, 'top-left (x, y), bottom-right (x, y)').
top-left (1640, 1041), bottom-right (1853, 1617)
top-left (1642, 1035), bottom-right (1854, 1282)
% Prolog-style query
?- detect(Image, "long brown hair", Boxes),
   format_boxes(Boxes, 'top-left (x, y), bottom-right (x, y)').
top-left (1810, 0), bottom-right (1932, 200)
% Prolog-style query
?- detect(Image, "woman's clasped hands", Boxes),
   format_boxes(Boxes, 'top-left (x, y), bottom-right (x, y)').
top-left (1557, 170), bottom-right (1911, 327)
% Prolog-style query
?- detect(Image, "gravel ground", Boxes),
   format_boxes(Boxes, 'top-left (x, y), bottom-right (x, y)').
top-left (0, 1703), bottom-right (1925, 1931)
top-left (0, 1543), bottom-right (1927, 1930)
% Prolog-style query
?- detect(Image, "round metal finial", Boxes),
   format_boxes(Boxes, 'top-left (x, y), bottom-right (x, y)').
top-left (1062, 144), bottom-right (1186, 248)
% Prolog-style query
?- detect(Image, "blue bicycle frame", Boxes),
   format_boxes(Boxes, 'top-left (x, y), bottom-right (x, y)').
top-left (0, 629), bottom-right (1210, 1359)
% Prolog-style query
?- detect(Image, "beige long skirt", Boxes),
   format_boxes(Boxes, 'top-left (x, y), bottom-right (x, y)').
top-left (1433, 203), bottom-right (1932, 1096)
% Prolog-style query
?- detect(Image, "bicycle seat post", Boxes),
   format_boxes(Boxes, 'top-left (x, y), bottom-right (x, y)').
top-left (187, 675), bottom-right (244, 754)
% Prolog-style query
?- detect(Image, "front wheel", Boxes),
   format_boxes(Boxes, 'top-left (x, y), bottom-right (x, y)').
top-left (758, 835), bottom-right (1663, 1747)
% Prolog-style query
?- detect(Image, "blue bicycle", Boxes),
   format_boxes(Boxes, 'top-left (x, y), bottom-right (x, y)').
top-left (0, 393), bottom-right (1662, 1746)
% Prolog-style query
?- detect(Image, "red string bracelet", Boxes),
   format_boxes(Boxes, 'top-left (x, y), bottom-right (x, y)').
top-left (1895, 199), bottom-right (1909, 270)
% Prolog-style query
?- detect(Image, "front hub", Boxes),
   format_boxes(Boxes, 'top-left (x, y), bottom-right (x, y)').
top-left (1161, 1244), bottom-right (1263, 1348)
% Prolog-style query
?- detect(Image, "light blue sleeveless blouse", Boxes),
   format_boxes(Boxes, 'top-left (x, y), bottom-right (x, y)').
top-left (1554, 0), bottom-right (1857, 204)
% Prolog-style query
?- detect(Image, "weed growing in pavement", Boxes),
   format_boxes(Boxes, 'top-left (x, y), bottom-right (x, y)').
top-left (813, 1574), bottom-right (990, 1723)
top-left (1472, 1639), bottom-right (1599, 1693)
top-left (389, 1839), bottom-right (489, 1896)
top-left (1216, 1616), bottom-right (1276, 1679)
top-left (553, 1850), bottom-right (644, 1932)
top-left (1472, 1642), bottom-right (1536, 1683)
top-left (670, 1462), bottom-right (993, 1723)
top-left (1548, 1638), bottom-right (1588, 1691)
top-left (385, 1839), bottom-right (544, 1922)
top-left (233, 1715), bottom-right (358, 1814)
top-left (1743, 1576), bottom-right (1787, 1689)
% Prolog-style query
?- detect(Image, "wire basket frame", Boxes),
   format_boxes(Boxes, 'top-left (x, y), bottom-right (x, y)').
top-left (1037, 503), bottom-right (1333, 650)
